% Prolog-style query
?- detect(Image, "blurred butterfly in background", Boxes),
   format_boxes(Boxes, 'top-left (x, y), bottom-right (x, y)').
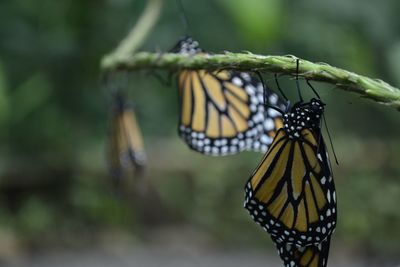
top-left (244, 60), bottom-right (337, 267)
top-left (171, 36), bottom-right (285, 156)
top-left (107, 91), bottom-right (146, 185)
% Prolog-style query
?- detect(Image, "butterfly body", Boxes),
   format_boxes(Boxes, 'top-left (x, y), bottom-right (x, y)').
top-left (244, 98), bottom-right (337, 247)
top-left (282, 100), bottom-right (323, 139)
top-left (172, 36), bottom-right (203, 54)
top-left (108, 93), bottom-right (146, 183)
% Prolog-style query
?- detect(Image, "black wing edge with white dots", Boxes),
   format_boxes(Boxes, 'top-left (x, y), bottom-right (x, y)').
top-left (248, 81), bottom-right (286, 153)
top-left (275, 236), bottom-right (331, 267)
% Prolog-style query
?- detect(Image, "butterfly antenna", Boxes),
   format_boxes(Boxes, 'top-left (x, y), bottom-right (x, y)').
top-left (266, 104), bottom-right (285, 115)
top-left (256, 71), bottom-right (285, 115)
top-left (255, 71), bottom-right (267, 104)
top-left (317, 119), bottom-right (322, 149)
top-left (295, 59), bottom-right (303, 102)
top-left (176, 0), bottom-right (191, 36)
top-left (323, 114), bottom-right (339, 165)
top-left (306, 79), bottom-right (321, 99)
top-left (274, 74), bottom-right (289, 101)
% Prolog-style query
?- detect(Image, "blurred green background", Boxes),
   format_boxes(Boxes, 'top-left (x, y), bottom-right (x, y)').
top-left (0, 0), bottom-right (399, 266)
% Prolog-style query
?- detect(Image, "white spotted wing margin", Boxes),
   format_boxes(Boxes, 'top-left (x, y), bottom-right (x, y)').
top-left (275, 236), bottom-right (332, 267)
top-left (249, 81), bottom-right (286, 153)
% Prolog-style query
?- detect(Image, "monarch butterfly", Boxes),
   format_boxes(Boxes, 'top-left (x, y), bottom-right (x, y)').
top-left (108, 93), bottom-right (146, 183)
top-left (244, 97), bottom-right (337, 247)
top-left (275, 236), bottom-right (331, 267)
top-left (172, 36), bottom-right (285, 156)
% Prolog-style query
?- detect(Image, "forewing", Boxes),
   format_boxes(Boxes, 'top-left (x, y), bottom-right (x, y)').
top-left (244, 128), bottom-right (336, 246)
top-left (107, 107), bottom-right (146, 182)
top-left (178, 70), bottom-right (266, 155)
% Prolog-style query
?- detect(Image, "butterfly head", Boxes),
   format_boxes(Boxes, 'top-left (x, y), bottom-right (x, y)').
top-left (283, 98), bottom-right (325, 138)
top-left (171, 36), bottom-right (202, 54)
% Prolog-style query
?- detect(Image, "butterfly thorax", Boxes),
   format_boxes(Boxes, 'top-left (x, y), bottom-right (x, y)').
top-left (283, 98), bottom-right (325, 139)
top-left (171, 36), bottom-right (202, 55)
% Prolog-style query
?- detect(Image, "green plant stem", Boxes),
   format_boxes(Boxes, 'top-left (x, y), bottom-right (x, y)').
top-left (101, 52), bottom-right (400, 111)
top-left (100, 0), bottom-right (400, 111)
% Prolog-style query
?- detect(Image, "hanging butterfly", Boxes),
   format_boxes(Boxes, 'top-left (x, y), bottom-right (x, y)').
top-left (172, 36), bottom-right (285, 156)
top-left (275, 236), bottom-right (331, 267)
top-left (107, 92), bottom-right (146, 184)
top-left (244, 97), bottom-right (337, 247)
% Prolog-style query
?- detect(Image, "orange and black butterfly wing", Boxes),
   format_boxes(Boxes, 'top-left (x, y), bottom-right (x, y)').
top-left (244, 127), bottom-right (336, 247)
top-left (174, 36), bottom-right (284, 156)
top-left (108, 96), bottom-right (146, 183)
top-left (178, 69), bottom-right (268, 155)
top-left (275, 236), bottom-right (331, 267)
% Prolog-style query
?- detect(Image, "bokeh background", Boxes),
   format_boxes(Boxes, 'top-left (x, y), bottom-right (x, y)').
top-left (0, 0), bottom-right (399, 266)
